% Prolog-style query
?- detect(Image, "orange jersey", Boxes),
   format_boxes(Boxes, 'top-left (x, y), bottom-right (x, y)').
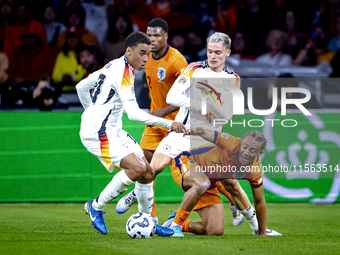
top-left (144, 45), bottom-right (188, 121)
top-left (190, 131), bottom-right (263, 188)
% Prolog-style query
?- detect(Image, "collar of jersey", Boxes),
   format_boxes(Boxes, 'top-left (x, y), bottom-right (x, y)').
top-left (152, 45), bottom-right (169, 61)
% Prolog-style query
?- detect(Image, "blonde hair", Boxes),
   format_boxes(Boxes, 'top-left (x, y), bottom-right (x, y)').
top-left (207, 32), bottom-right (231, 49)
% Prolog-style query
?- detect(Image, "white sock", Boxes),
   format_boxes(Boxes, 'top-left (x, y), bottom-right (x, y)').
top-left (135, 181), bottom-right (154, 214)
top-left (93, 170), bottom-right (134, 210)
top-left (241, 205), bottom-right (258, 232)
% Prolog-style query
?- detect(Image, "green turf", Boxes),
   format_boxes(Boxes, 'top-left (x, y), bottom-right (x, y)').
top-left (0, 203), bottom-right (339, 255)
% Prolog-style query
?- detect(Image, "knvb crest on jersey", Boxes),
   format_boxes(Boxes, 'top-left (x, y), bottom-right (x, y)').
top-left (157, 67), bottom-right (166, 80)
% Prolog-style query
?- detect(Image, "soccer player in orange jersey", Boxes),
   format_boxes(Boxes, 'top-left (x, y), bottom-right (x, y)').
top-left (167, 127), bottom-right (281, 237)
top-left (116, 18), bottom-right (187, 221)
top-left (141, 18), bottom-right (188, 162)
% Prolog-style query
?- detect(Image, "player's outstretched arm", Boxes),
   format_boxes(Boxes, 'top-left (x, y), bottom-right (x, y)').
top-left (124, 100), bottom-right (173, 128)
top-left (166, 77), bottom-right (191, 108)
top-left (150, 105), bottom-right (179, 118)
top-left (190, 127), bottom-right (216, 142)
top-left (124, 100), bottom-right (188, 135)
top-left (251, 185), bottom-right (267, 236)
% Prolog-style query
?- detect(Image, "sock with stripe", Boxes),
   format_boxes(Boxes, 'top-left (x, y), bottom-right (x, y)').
top-left (170, 207), bottom-right (191, 228)
top-left (241, 205), bottom-right (258, 233)
top-left (182, 220), bottom-right (192, 232)
top-left (135, 181), bottom-right (154, 214)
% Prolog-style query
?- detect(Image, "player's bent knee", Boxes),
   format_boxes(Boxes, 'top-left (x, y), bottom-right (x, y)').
top-left (225, 179), bottom-right (241, 195)
top-left (153, 163), bottom-right (168, 176)
top-left (143, 165), bottom-right (155, 181)
top-left (194, 180), bottom-right (211, 196)
top-left (131, 162), bottom-right (147, 177)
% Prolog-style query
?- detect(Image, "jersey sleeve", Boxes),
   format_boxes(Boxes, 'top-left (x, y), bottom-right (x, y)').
top-left (213, 131), bottom-right (242, 152)
top-left (123, 100), bottom-right (173, 129)
top-left (76, 70), bottom-right (100, 109)
top-left (117, 65), bottom-right (137, 103)
top-left (171, 54), bottom-right (188, 78)
top-left (119, 64), bottom-right (173, 129)
top-left (248, 176), bottom-right (263, 188)
top-left (166, 62), bottom-right (200, 108)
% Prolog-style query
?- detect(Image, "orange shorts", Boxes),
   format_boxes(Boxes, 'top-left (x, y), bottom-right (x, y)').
top-left (140, 125), bottom-right (168, 151)
top-left (170, 152), bottom-right (222, 211)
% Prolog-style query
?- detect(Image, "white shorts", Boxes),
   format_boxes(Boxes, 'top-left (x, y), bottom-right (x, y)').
top-left (154, 131), bottom-right (213, 159)
top-left (154, 131), bottom-right (190, 159)
top-left (80, 129), bottom-right (144, 172)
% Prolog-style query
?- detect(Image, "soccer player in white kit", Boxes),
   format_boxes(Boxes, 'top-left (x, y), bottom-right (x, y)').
top-left (117, 32), bottom-right (246, 225)
top-left (76, 32), bottom-right (187, 236)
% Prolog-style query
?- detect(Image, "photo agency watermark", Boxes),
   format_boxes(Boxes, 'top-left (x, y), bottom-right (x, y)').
top-left (194, 77), bottom-right (312, 128)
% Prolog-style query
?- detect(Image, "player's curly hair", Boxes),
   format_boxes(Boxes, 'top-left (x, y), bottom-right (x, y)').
top-left (207, 32), bottom-right (231, 49)
top-left (244, 131), bottom-right (267, 151)
top-left (125, 31), bottom-right (151, 50)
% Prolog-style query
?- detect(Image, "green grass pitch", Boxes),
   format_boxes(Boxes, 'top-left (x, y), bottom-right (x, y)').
top-left (1, 203), bottom-right (340, 255)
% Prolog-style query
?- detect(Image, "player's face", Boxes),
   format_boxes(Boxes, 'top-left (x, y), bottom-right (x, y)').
top-left (207, 42), bottom-right (230, 72)
top-left (146, 27), bottom-right (168, 53)
top-left (238, 136), bottom-right (264, 165)
top-left (126, 43), bottom-right (151, 71)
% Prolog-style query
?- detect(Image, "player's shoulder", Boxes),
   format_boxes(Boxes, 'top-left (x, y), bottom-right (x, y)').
top-left (223, 65), bottom-right (239, 77)
top-left (101, 56), bottom-right (131, 81)
top-left (103, 56), bottom-right (126, 70)
top-left (221, 132), bottom-right (242, 142)
top-left (182, 60), bottom-right (206, 74)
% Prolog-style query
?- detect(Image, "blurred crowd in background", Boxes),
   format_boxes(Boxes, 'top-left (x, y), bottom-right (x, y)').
top-left (0, 0), bottom-right (340, 110)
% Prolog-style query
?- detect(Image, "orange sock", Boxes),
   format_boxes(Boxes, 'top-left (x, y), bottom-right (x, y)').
top-left (173, 207), bottom-right (191, 226)
top-left (216, 181), bottom-right (234, 205)
top-left (151, 181), bottom-right (156, 217)
top-left (182, 220), bottom-right (192, 232)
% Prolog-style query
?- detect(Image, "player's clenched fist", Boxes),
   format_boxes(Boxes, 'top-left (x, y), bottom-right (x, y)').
top-left (171, 122), bottom-right (189, 135)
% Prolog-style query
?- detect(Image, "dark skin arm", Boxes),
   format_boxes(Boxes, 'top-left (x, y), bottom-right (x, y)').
top-left (251, 184), bottom-right (267, 236)
top-left (189, 126), bottom-right (216, 142)
top-left (150, 105), bottom-right (179, 118)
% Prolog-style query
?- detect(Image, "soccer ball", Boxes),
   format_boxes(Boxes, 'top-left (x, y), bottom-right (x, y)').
top-left (126, 212), bottom-right (156, 239)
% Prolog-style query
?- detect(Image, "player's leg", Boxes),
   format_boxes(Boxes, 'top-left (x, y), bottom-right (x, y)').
top-left (169, 165), bottom-right (211, 237)
top-left (84, 152), bottom-right (144, 235)
top-left (143, 149), bottom-right (154, 163)
top-left (116, 151), bottom-right (171, 216)
top-left (194, 203), bottom-right (225, 235)
top-left (216, 181), bottom-right (244, 226)
top-left (83, 130), bottom-right (152, 234)
top-left (163, 188), bottom-right (224, 236)
top-left (117, 132), bottom-right (182, 215)
top-left (220, 179), bottom-right (258, 234)
top-left (139, 127), bottom-right (166, 220)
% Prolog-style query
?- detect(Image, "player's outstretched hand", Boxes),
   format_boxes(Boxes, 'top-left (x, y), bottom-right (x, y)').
top-left (171, 122), bottom-right (189, 135)
top-left (255, 229), bottom-right (282, 236)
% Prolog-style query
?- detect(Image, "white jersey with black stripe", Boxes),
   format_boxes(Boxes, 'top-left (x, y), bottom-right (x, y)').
top-left (76, 56), bottom-right (172, 140)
